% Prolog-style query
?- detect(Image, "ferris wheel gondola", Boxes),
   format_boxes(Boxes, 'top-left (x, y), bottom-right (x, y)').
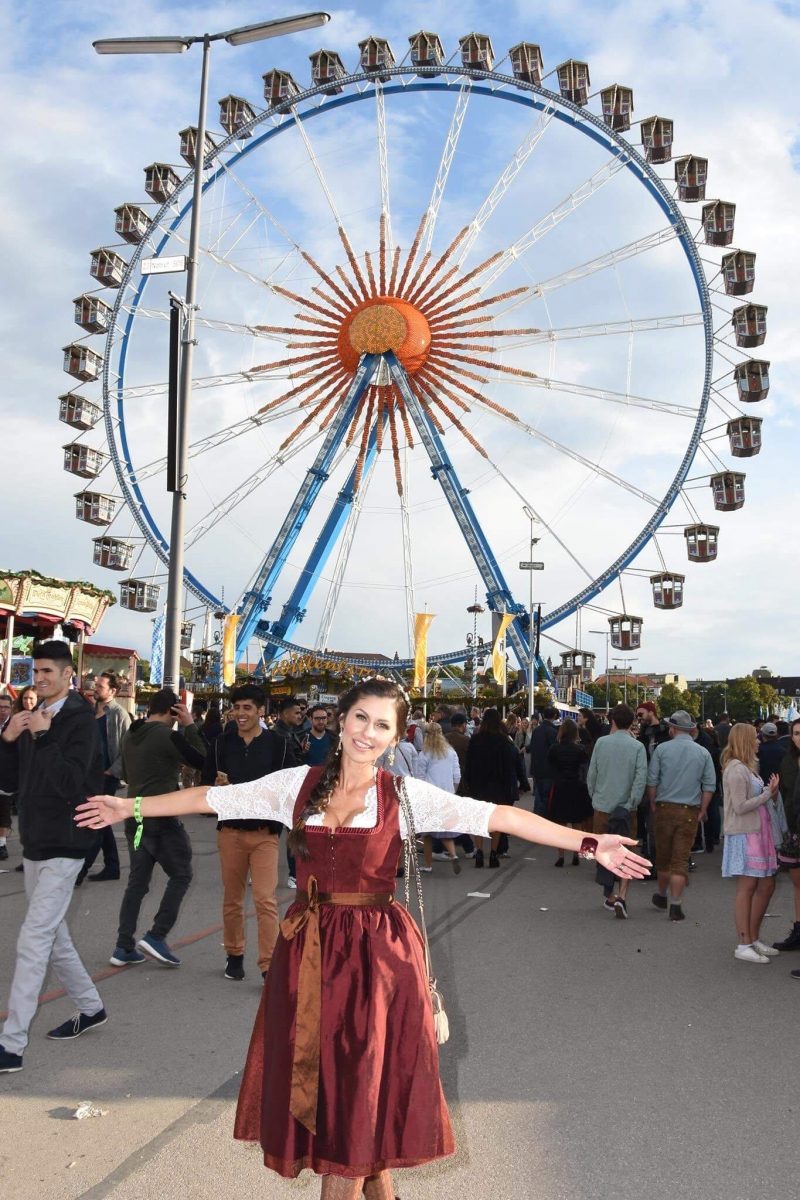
top-left (60, 27), bottom-right (768, 678)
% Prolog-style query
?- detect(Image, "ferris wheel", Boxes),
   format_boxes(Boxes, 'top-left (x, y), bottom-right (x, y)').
top-left (60, 29), bottom-right (768, 677)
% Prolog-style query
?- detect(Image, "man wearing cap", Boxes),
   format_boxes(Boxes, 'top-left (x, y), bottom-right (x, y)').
top-left (646, 710), bottom-right (716, 921)
top-left (757, 723), bottom-right (784, 786)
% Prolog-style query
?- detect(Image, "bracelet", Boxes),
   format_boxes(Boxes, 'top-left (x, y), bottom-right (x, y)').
top-left (578, 836), bottom-right (598, 860)
top-left (132, 796), bottom-right (144, 850)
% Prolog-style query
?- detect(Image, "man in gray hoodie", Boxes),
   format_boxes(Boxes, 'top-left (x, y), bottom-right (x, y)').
top-left (109, 689), bottom-right (205, 968)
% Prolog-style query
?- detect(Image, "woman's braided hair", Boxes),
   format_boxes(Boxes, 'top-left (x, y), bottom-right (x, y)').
top-left (287, 676), bottom-right (409, 860)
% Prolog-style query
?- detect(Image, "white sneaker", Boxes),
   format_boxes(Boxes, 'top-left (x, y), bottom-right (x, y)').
top-left (734, 944), bottom-right (769, 963)
top-left (420, 865), bottom-right (433, 873)
top-left (287, 876), bottom-right (297, 890)
top-left (431, 852), bottom-right (450, 861)
top-left (753, 939), bottom-right (780, 958)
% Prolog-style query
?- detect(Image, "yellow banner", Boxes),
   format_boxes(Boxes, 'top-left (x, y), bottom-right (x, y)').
top-left (413, 613), bottom-right (435, 689)
top-left (491, 612), bottom-right (515, 687)
top-left (222, 614), bottom-right (239, 687)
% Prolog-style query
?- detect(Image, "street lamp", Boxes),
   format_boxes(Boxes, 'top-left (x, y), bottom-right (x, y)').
top-left (589, 628), bottom-right (611, 711)
top-left (613, 657), bottom-right (638, 705)
top-left (94, 13), bottom-right (331, 690)
top-left (521, 506), bottom-right (542, 721)
top-left (466, 594), bottom-right (485, 701)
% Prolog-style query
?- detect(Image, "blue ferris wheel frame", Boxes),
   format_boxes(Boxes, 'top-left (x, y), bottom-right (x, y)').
top-left (100, 64), bottom-right (713, 667)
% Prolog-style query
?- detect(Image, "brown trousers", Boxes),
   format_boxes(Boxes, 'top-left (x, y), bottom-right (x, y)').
top-left (654, 803), bottom-right (699, 879)
top-left (217, 827), bottom-right (279, 973)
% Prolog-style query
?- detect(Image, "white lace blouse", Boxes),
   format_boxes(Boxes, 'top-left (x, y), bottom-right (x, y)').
top-left (207, 765), bottom-right (495, 840)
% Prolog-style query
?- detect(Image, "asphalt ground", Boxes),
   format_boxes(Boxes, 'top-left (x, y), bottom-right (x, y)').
top-left (1, 803), bottom-right (797, 1200)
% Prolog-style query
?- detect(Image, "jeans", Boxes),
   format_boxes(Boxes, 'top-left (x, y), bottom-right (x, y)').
top-left (117, 820), bottom-right (193, 950)
top-left (534, 780), bottom-right (552, 818)
top-left (1, 857), bottom-right (103, 1054)
top-left (80, 777), bottom-right (121, 876)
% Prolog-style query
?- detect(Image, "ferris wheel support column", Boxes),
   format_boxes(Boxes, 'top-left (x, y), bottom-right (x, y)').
top-left (385, 353), bottom-right (536, 673)
top-left (235, 353), bottom-right (381, 658)
top-left (162, 34), bottom-right (211, 691)
top-left (257, 411), bottom-right (389, 662)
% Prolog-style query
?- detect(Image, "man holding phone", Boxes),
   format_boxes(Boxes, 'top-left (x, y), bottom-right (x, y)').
top-left (109, 689), bottom-right (206, 968)
top-left (214, 685), bottom-right (291, 981)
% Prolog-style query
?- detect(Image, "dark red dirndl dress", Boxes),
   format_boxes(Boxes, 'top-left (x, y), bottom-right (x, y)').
top-left (233, 766), bottom-right (455, 1179)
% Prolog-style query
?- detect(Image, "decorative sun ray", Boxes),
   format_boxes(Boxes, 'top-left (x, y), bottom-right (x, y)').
top-left (246, 188), bottom-right (684, 510)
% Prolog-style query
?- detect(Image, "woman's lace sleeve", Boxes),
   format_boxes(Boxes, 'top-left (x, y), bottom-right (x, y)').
top-left (402, 777), bottom-right (495, 839)
top-left (206, 765), bottom-right (309, 827)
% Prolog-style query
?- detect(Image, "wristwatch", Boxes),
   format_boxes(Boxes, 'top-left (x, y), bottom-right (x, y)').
top-left (578, 836), bottom-right (598, 860)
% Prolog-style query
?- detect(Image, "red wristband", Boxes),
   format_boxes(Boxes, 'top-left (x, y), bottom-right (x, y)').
top-left (578, 837), bottom-right (598, 860)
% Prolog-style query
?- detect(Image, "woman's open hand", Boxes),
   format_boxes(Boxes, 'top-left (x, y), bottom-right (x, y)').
top-left (595, 835), bottom-right (651, 879)
top-left (75, 794), bottom-right (131, 829)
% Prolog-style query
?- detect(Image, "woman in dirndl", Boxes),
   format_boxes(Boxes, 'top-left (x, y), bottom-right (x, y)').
top-left (77, 677), bottom-right (649, 1199)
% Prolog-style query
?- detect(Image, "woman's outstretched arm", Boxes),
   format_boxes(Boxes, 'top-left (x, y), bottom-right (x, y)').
top-left (489, 805), bottom-right (649, 879)
top-left (76, 786), bottom-right (214, 828)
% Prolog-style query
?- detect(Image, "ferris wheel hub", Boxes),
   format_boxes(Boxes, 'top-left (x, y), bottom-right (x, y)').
top-left (338, 297), bottom-right (431, 374)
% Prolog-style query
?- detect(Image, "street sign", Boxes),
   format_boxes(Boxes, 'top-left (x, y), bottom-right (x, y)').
top-left (141, 254), bottom-right (187, 276)
top-left (519, 561), bottom-right (545, 570)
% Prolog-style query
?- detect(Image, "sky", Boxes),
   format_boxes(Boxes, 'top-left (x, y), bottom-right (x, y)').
top-left (0, 0), bottom-right (798, 681)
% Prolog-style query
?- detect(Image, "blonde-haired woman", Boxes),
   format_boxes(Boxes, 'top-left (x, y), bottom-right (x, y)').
top-left (418, 722), bottom-right (462, 874)
top-left (722, 723), bottom-right (781, 963)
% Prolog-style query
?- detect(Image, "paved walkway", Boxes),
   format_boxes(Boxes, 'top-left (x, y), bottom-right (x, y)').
top-left (1, 809), bottom-right (797, 1200)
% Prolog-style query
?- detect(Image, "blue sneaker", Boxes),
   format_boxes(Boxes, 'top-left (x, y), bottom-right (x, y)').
top-left (47, 1008), bottom-right (108, 1040)
top-left (109, 946), bottom-right (146, 967)
top-left (0, 1045), bottom-right (23, 1073)
top-left (137, 933), bottom-right (180, 966)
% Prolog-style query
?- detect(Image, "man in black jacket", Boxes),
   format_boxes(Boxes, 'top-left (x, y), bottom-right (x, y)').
top-left (636, 701), bottom-right (671, 865)
top-left (109, 689), bottom-right (205, 969)
top-left (271, 696), bottom-right (306, 888)
top-left (214, 684), bottom-right (287, 981)
top-left (0, 641), bottom-right (108, 1074)
top-left (529, 707), bottom-right (559, 816)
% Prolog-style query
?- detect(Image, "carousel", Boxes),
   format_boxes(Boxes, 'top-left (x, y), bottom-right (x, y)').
top-left (0, 568), bottom-right (114, 687)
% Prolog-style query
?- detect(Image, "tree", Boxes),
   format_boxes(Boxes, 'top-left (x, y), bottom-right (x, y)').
top-left (657, 684), bottom-right (700, 721)
top-left (583, 681), bottom-right (623, 710)
top-left (758, 682), bottom-right (779, 717)
top-left (703, 684), bottom-right (727, 722)
top-left (725, 677), bottom-right (763, 722)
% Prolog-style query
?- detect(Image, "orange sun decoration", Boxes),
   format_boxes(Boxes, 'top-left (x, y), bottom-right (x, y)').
top-left (253, 212), bottom-right (541, 494)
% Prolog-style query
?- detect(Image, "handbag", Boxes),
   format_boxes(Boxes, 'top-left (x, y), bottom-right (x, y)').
top-left (395, 776), bottom-right (450, 1046)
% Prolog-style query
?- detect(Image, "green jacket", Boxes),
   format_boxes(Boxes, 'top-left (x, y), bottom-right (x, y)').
top-left (121, 718), bottom-right (206, 797)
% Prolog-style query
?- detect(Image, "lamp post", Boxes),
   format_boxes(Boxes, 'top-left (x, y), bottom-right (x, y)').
top-left (466, 593), bottom-right (485, 701)
top-left (94, 13), bottom-right (330, 690)
top-left (589, 628), bottom-right (611, 712)
top-left (612, 656), bottom-right (638, 705)
top-left (521, 506), bottom-right (542, 721)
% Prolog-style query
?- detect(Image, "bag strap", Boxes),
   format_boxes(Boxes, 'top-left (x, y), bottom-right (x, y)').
top-left (395, 776), bottom-right (436, 986)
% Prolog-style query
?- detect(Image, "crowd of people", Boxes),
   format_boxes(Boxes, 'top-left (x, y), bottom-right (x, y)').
top-left (0, 657), bottom-right (647, 1198)
top-left (0, 654), bottom-right (798, 1101)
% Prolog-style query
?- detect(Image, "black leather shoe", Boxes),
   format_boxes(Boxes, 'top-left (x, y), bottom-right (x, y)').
top-left (773, 923), bottom-right (800, 951)
top-left (488, 850), bottom-right (500, 868)
top-left (474, 849), bottom-right (484, 868)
